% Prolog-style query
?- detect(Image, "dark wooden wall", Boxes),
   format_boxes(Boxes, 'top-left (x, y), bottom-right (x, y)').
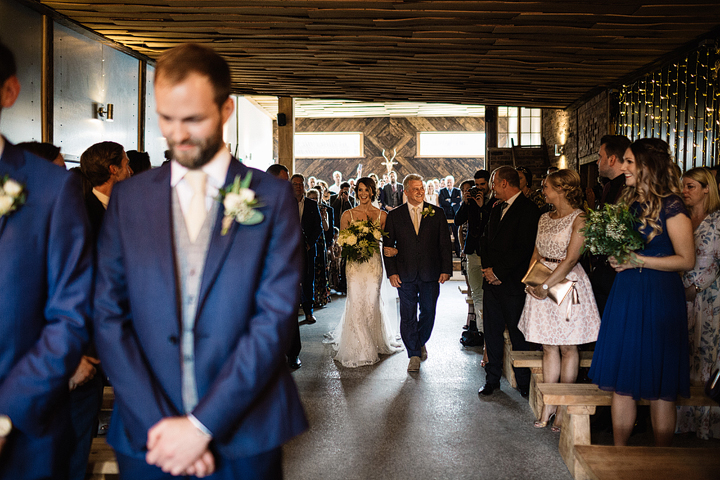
top-left (278, 117), bottom-right (485, 185)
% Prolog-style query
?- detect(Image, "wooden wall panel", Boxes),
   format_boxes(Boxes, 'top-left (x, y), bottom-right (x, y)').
top-left (287, 116), bottom-right (485, 185)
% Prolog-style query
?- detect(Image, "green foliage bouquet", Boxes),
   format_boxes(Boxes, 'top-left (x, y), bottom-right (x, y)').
top-left (581, 203), bottom-right (645, 263)
top-left (338, 219), bottom-right (386, 263)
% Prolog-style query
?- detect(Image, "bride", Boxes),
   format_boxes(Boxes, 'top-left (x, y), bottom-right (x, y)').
top-left (324, 177), bottom-right (403, 367)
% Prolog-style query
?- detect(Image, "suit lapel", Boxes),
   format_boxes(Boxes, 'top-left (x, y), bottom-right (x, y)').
top-left (196, 158), bottom-right (244, 312)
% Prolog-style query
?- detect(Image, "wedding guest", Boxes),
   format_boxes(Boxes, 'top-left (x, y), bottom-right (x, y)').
top-left (329, 170), bottom-right (342, 194)
top-left (677, 167), bottom-right (720, 439)
top-left (439, 175), bottom-right (462, 256)
top-left (328, 227), bottom-right (342, 293)
top-left (425, 180), bottom-right (439, 205)
top-left (16, 141), bottom-right (65, 167)
top-left (126, 150), bottom-right (151, 174)
top-left (516, 166), bottom-right (545, 209)
top-left (519, 169), bottom-right (601, 432)
top-left (589, 138), bottom-right (695, 447)
top-left (307, 187), bottom-right (331, 308)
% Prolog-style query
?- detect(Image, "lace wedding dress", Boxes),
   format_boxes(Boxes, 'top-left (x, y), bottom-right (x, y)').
top-left (324, 213), bottom-right (403, 367)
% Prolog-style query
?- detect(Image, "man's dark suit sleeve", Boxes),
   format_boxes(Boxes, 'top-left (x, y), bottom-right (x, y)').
top-left (302, 199), bottom-right (322, 248)
top-left (379, 187), bottom-right (387, 210)
top-left (486, 201), bottom-right (540, 282)
top-left (455, 202), bottom-right (469, 226)
top-left (383, 212), bottom-right (398, 277)
top-left (0, 172), bottom-right (92, 437)
top-left (435, 208), bottom-right (453, 275)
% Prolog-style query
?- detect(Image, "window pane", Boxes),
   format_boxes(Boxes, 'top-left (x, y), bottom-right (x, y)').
top-left (531, 117), bottom-right (541, 132)
top-left (295, 133), bottom-right (363, 158)
top-left (509, 107), bottom-right (519, 117)
top-left (521, 117), bottom-right (531, 133)
top-left (498, 106), bottom-right (508, 116)
top-left (530, 133), bottom-right (542, 145)
top-left (520, 133), bottom-right (532, 145)
top-left (508, 133), bottom-right (518, 146)
top-left (509, 117), bottom-right (518, 133)
top-left (418, 132), bottom-right (485, 156)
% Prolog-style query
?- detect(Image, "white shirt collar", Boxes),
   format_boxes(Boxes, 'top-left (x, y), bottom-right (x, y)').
top-left (504, 191), bottom-right (522, 208)
top-left (92, 188), bottom-right (110, 209)
top-left (170, 147), bottom-right (231, 190)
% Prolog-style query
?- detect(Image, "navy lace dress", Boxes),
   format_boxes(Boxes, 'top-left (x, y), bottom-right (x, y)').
top-left (589, 195), bottom-right (690, 401)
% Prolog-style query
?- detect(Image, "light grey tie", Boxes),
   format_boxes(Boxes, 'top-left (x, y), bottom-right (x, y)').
top-left (184, 170), bottom-right (207, 242)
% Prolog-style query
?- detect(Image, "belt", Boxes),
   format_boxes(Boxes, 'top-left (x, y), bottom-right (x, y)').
top-left (543, 257), bottom-right (563, 263)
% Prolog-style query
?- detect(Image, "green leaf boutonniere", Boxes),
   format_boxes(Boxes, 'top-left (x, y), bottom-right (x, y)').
top-left (0, 175), bottom-right (26, 218)
top-left (421, 206), bottom-right (435, 218)
top-left (217, 172), bottom-right (263, 235)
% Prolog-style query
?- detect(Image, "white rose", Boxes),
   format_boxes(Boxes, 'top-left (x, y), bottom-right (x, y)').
top-left (373, 230), bottom-right (382, 240)
top-left (361, 226), bottom-right (369, 233)
top-left (223, 192), bottom-right (244, 212)
top-left (237, 188), bottom-right (255, 203)
top-left (0, 195), bottom-right (14, 214)
top-left (346, 234), bottom-right (357, 246)
top-left (2, 179), bottom-right (22, 197)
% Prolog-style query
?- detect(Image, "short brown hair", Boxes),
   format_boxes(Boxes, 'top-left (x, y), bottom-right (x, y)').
top-left (81, 142), bottom-right (125, 187)
top-left (492, 166), bottom-right (520, 188)
top-left (154, 43), bottom-right (231, 108)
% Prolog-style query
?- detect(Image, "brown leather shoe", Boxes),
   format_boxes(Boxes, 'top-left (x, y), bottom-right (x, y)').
top-left (420, 345), bottom-right (428, 361)
top-left (407, 356), bottom-right (421, 372)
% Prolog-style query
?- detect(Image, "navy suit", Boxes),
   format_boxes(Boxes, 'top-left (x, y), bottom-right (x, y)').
top-left (480, 193), bottom-right (540, 389)
top-left (384, 203), bottom-right (453, 357)
top-left (0, 141), bottom-right (93, 479)
top-left (439, 186), bottom-right (462, 255)
top-left (93, 159), bottom-right (308, 470)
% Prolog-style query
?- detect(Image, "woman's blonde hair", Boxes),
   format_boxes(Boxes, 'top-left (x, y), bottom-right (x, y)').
top-left (619, 138), bottom-right (682, 242)
top-left (682, 167), bottom-right (720, 214)
top-left (546, 169), bottom-right (584, 209)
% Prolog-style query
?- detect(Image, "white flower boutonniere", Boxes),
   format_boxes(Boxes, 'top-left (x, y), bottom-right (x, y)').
top-left (0, 175), bottom-right (26, 218)
top-left (421, 206), bottom-right (435, 218)
top-left (218, 172), bottom-right (263, 235)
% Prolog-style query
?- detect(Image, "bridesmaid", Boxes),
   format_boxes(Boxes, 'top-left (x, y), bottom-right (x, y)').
top-left (589, 138), bottom-right (695, 447)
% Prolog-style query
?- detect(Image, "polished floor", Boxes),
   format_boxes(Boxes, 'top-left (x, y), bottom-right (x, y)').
top-left (283, 280), bottom-right (574, 480)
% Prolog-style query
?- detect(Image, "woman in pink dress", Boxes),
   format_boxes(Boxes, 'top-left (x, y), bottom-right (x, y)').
top-left (519, 169), bottom-right (601, 431)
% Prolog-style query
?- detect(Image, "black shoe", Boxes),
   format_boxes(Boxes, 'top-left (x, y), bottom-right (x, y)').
top-left (478, 383), bottom-right (500, 396)
top-left (460, 331), bottom-right (484, 347)
top-left (288, 357), bottom-right (302, 369)
top-left (301, 315), bottom-right (317, 325)
top-left (518, 386), bottom-right (530, 398)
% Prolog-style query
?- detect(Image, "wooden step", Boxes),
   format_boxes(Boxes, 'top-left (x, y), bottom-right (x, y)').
top-left (87, 438), bottom-right (118, 476)
top-left (510, 351), bottom-right (594, 368)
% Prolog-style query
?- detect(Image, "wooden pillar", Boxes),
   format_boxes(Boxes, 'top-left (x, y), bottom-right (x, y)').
top-left (41, 15), bottom-right (53, 143)
top-left (484, 106), bottom-right (498, 171)
top-left (277, 96), bottom-right (295, 173)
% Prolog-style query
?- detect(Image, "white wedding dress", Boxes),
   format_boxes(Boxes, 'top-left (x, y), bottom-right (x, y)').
top-left (324, 213), bottom-right (403, 367)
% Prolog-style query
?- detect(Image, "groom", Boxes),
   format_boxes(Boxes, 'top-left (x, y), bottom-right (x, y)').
top-left (384, 174), bottom-right (453, 372)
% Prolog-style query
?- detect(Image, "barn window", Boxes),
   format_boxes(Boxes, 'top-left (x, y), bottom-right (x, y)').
top-left (416, 132), bottom-right (485, 157)
top-left (294, 132), bottom-right (364, 158)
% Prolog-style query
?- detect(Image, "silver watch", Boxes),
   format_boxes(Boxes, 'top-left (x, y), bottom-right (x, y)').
top-left (541, 284), bottom-right (549, 291)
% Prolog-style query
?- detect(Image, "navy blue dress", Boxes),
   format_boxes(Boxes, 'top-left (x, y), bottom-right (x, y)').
top-left (589, 195), bottom-right (690, 401)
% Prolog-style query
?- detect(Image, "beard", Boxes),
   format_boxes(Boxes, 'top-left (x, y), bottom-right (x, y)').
top-left (168, 128), bottom-right (224, 169)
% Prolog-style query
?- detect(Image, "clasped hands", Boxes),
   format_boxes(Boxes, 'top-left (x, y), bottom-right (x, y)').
top-left (482, 267), bottom-right (502, 285)
top-left (608, 253), bottom-right (645, 272)
top-left (146, 417), bottom-right (214, 477)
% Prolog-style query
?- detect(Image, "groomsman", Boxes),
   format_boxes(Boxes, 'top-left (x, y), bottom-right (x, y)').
top-left (478, 166), bottom-right (539, 397)
top-left (94, 43), bottom-right (307, 478)
top-left (0, 41), bottom-right (93, 479)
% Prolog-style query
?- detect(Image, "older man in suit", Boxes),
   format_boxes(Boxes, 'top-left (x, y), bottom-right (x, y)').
top-left (0, 41), bottom-right (93, 479)
top-left (94, 43), bottom-right (307, 479)
top-left (384, 174), bottom-right (453, 372)
top-left (439, 175), bottom-right (463, 256)
top-left (478, 166), bottom-right (539, 397)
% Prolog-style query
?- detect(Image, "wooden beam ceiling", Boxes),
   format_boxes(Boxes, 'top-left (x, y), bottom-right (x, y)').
top-left (37, 0), bottom-right (720, 109)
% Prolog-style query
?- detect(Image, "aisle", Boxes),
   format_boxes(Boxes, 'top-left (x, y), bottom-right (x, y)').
top-left (283, 280), bottom-right (573, 480)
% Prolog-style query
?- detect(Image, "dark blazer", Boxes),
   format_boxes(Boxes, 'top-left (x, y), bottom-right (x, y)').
top-left (93, 158), bottom-right (308, 460)
top-left (85, 190), bottom-right (106, 241)
top-left (380, 182), bottom-right (403, 210)
top-left (322, 203), bottom-right (335, 245)
top-left (454, 197), bottom-right (492, 256)
top-left (384, 202), bottom-right (453, 282)
top-left (438, 187), bottom-right (462, 219)
top-left (300, 196), bottom-right (322, 256)
top-left (331, 195), bottom-right (355, 227)
top-left (0, 142), bottom-right (93, 478)
top-left (480, 193), bottom-right (540, 296)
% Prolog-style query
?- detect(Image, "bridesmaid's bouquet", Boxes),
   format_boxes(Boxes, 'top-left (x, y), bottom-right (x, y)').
top-left (338, 220), bottom-right (386, 263)
top-left (581, 203), bottom-right (644, 263)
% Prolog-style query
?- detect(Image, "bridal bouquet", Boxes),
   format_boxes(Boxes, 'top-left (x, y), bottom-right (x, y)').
top-left (581, 202), bottom-right (644, 263)
top-left (338, 219), bottom-right (386, 263)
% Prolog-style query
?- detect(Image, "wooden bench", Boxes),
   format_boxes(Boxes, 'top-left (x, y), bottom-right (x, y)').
top-left (87, 437), bottom-right (119, 478)
top-left (510, 351), bottom-right (594, 420)
top-left (101, 386), bottom-right (114, 411)
top-left (537, 383), bottom-right (713, 480)
top-left (574, 445), bottom-right (720, 480)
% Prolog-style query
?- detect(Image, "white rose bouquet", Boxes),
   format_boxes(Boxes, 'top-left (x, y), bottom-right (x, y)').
top-left (218, 172), bottom-right (263, 235)
top-left (0, 176), bottom-right (26, 218)
top-left (581, 202), bottom-right (644, 263)
top-left (337, 219), bottom-right (386, 263)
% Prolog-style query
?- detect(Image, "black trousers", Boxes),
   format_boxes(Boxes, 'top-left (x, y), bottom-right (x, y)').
top-left (482, 286), bottom-right (531, 389)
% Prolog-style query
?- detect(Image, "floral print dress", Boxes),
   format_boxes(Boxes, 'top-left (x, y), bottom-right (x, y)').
top-left (677, 210), bottom-right (720, 439)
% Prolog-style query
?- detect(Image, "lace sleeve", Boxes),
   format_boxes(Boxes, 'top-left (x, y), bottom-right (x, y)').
top-left (663, 194), bottom-right (689, 219)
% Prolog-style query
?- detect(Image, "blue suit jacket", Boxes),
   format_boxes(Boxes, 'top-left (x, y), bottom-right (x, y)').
top-left (383, 202), bottom-right (453, 283)
top-left (0, 141), bottom-right (92, 478)
top-left (93, 158), bottom-right (308, 460)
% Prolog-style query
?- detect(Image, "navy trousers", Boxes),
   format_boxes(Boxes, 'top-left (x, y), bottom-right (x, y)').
top-left (397, 279), bottom-right (440, 358)
top-left (116, 446), bottom-right (283, 480)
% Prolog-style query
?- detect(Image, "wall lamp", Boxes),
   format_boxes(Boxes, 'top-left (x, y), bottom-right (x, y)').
top-left (96, 103), bottom-right (114, 122)
top-left (554, 144), bottom-right (565, 156)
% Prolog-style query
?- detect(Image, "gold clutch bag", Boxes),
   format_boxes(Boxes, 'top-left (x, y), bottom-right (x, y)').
top-left (521, 260), bottom-right (576, 305)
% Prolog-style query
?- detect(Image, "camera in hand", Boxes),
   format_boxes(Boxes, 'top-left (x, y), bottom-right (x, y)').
top-left (468, 186), bottom-right (480, 197)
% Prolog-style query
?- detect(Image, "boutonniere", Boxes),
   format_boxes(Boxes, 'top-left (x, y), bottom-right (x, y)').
top-left (217, 172), bottom-right (263, 235)
top-left (421, 206), bottom-right (435, 218)
top-left (0, 175), bottom-right (26, 218)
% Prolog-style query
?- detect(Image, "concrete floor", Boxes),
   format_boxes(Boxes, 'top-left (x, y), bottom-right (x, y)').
top-left (283, 280), bottom-right (574, 480)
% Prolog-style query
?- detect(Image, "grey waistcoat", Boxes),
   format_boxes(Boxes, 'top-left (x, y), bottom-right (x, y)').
top-left (171, 189), bottom-right (219, 413)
